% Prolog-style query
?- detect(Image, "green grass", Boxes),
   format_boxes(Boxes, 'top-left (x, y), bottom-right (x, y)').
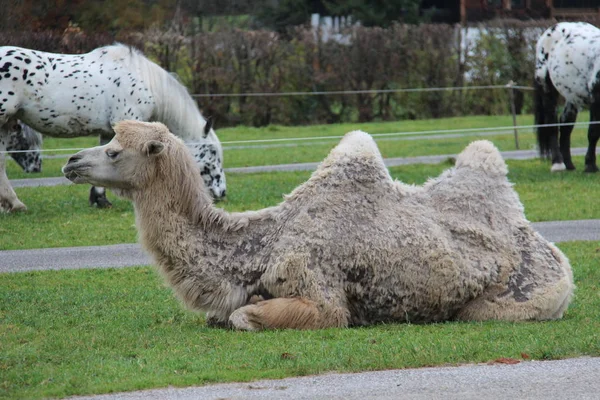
top-left (2, 156), bottom-right (599, 251)
top-left (1, 241), bottom-right (598, 399)
top-left (6, 113), bottom-right (593, 179)
top-left (1, 114), bottom-right (599, 399)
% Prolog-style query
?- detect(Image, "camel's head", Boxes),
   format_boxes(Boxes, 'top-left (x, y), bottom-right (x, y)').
top-left (62, 121), bottom-right (179, 196)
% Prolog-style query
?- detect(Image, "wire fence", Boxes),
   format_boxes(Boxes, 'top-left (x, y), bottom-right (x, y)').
top-left (189, 84), bottom-right (535, 98)
top-left (1, 83), bottom-right (594, 156)
top-left (4, 121), bottom-right (597, 156)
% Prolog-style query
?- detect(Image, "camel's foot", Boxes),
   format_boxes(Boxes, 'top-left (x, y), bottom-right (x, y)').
top-left (89, 187), bottom-right (112, 208)
top-left (229, 297), bottom-right (325, 331)
top-left (229, 306), bottom-right (262, 331)
top-left (550, 163), bottom-right (566, 172)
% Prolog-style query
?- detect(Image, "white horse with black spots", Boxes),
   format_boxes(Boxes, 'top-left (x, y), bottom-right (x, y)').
top-left (534, 21), bottom-right (600, 173)
top-left (0, 43), bottom-right (225, 211)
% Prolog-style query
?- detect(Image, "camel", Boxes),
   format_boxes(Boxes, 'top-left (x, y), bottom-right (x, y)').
top-left (62, 120), bottom-right (574, 330)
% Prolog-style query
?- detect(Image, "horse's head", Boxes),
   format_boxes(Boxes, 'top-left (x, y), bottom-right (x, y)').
top-left (190, 116), bottom-right (226, 200)
top-left (4, 120), bottom-right (43, 173)
top-left (188, 140), bottom-right (227, 200)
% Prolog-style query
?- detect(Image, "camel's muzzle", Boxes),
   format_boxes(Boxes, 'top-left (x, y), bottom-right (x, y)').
top-left (62, 154), bottom-right (91, 184)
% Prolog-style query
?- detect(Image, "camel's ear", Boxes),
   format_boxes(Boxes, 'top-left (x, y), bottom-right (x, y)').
top-left (143, 140), bottom-right (165, 157)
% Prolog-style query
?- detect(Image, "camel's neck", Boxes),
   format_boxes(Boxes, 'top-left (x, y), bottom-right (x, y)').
top-left (132, 171), bottom-right (219, 259)
top-left (130, 166), bottom-right (275, 321)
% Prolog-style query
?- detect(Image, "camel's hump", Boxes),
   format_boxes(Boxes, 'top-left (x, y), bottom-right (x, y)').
top-left (455, 140), bottom-right (508, 176)
top-left (329, 130), bottom-right (382, 160)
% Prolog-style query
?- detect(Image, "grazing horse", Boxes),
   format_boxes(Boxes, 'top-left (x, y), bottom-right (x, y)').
top-left (0, 43), bottom-right (225, 211)
top-left (3, 119), bottom-right (43, 173)
top-left (534, 21), bottom-right (600, 172)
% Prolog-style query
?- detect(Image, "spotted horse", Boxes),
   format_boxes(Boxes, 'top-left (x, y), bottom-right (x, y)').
top-left (0, 43), bottom-right (225, 211)
top-left (534, 21), bottom-right (600, 173)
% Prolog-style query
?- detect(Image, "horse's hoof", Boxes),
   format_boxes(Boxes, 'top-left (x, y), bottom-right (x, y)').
top-left (565, 163), bottom-right (576, 171)
top-left (11, 203), bottom-right (27, 212)
top-left (1, 200), bottom-right (27, 212)
top-left (89, 190), bottom-right (113, 208)
top-left (550, 163), bottom-right (566, 172)
top-left (584, 165), bottom-right (599, 173)
top-left (95, 199), bottom-right (113, 208)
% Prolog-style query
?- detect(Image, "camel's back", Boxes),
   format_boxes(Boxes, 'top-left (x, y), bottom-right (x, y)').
top-left (263, 139), bottom-right (567, 325)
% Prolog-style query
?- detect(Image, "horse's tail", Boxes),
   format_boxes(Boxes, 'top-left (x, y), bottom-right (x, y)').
top-left (533, 77), bottom-right (555, 160)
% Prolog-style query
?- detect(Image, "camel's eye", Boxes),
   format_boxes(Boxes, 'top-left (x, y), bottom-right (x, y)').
top-left (106, 150), bottom-right (120, 159)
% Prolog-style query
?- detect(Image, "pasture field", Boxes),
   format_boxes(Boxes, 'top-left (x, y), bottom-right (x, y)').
top-left (1, 241), bottom-right (599, 399)
top-left (1, 114), bottom-right (599, 399)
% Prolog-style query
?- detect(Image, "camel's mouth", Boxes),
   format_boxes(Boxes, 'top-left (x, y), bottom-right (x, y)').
top-left (62, 164), bottom-right (90, 184)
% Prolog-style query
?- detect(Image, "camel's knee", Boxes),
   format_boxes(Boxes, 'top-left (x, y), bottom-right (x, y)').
top-left (455, 276), bottom-right (574, 322)
top-left (229, 297), bottom-right (348, 330)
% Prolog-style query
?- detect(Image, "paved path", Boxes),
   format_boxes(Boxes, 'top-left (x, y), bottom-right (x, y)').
top-left (11, 147), bottom-right (590, 187)
top-left (71, 357), bottom-right (600, 400)
top-left (1, 220), bottom-right (599, 273)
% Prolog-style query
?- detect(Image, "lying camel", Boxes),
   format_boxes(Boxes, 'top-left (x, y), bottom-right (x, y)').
top-left (62, 120), bottom-right (574, 330)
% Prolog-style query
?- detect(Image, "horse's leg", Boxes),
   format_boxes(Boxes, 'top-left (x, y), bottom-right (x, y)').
top-left (89, 132), bottom-right (113, 208)
top-left (584, 98), bottom-right (600, 173)
top-left (0, 152), bottom-right (26, 212)
top-left (0, 121), bottom-right (27, 211)
top-left (559, 102), bottom-right (578, 170)
top-left (534, 77), bottom-right (563, 171)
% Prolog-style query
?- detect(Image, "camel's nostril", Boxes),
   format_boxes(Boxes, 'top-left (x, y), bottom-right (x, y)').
top-left (68, 154), bottom-right (83, 164)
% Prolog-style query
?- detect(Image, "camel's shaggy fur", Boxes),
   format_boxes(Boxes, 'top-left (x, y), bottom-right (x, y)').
top-left (62, 120), bottom-right (574, 330)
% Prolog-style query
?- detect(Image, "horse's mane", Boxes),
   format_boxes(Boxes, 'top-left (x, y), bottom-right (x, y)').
top-left (111, 44), bottom-right (206, 142)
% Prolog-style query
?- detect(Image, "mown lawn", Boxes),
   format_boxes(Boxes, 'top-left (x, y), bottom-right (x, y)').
top-left (1, 114), bottom-right (599, 399)
top-left (1, 241), bottom-right (598, 399)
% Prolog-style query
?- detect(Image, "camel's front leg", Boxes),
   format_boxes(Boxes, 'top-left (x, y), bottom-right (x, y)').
top-left (0, 153), bottom-right (26, 212)
top-left (229, 297), bottom-right (348, 330)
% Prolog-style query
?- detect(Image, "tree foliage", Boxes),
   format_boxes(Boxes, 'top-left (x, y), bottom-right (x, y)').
top-left (324, 0), bottom-right (422, 27)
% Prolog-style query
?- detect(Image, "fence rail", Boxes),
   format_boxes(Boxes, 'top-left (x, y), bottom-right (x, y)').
top-left (189, 84), bottom-right (535, 98)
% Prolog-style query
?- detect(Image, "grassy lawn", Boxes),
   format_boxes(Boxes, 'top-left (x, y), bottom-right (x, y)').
top-left (1, 156), bottom-right (599, 251)
top-left (0, 241), bottom-right (598, 399)
top-left (1, 114), bottom-right (599, 399)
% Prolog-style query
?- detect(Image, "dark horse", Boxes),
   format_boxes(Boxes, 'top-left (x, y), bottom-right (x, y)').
top-left (534, 21), bottom-right (600, 173)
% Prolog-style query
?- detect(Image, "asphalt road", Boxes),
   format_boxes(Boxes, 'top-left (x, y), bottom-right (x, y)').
top-left (70, 357), bottom-right (600, 400)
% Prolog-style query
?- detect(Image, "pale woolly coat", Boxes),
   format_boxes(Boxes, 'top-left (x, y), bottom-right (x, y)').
top-left (64, 121), bottom-right (574, 329)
